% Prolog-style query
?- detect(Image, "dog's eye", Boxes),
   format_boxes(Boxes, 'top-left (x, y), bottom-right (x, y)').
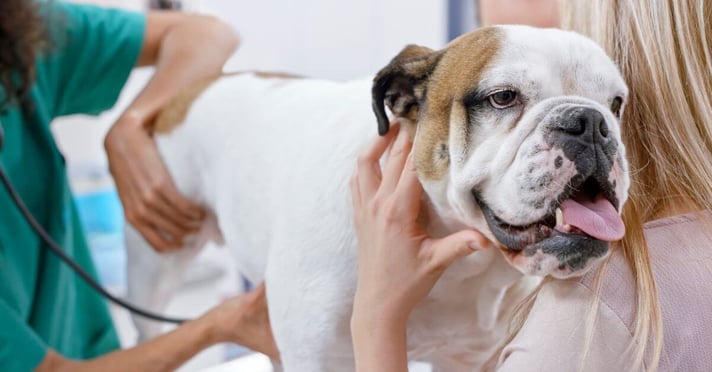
top-left (611, 96), bottom-right (623, 118)
top-left (488, 90), bottom-right (519, 109)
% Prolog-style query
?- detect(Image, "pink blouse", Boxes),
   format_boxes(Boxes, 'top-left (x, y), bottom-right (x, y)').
top-left (498, 212), bottom-right (712, 371)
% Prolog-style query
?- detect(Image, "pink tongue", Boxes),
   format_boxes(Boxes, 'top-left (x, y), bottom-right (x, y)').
top-left (558, 194), bottom-right (625, 241)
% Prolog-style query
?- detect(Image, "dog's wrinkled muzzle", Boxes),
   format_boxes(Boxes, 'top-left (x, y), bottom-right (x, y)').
top-left (473, 105), bottom-right (627, 277)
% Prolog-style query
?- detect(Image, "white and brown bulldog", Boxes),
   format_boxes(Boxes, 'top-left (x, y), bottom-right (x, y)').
top-left (126, 25), bottom-right (629, 371)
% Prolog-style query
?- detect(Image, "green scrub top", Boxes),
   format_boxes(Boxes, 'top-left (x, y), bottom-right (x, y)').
top-left (0, 3), bottom-right (145, 371)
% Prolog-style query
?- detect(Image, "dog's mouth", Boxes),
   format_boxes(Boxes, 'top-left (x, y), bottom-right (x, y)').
top-left (474, 176), bottom-right (625, 256)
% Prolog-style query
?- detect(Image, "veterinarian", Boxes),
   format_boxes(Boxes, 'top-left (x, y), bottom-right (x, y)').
top-left (351, 0), bottom-right (712, 371)
top-left (0, 1), bottom-right (277, 371)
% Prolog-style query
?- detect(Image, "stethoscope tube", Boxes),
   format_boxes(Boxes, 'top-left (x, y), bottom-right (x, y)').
top-left (0, 123), bottom-right (188, 324)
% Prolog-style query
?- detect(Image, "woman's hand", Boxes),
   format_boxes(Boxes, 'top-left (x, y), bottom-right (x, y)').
top-left (350, 124), bottom-right (493, 327)
top-left (203, 283), bottom-right (280, 360)
top-left (349, 125), bottom-right (492, 371)
top-left (37, 284), bottom-right (279, 372)
top-left (105, 112), bottom-right (205, 252)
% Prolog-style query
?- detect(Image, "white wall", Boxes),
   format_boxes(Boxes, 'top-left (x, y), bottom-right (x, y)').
top-left (53, 0), bottom-right (448, 170)
top-left (197, 0), bottom-right (447, 79)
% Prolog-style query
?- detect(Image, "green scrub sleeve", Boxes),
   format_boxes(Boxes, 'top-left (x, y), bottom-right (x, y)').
top-left (35, 2), bottom-right (146, 117)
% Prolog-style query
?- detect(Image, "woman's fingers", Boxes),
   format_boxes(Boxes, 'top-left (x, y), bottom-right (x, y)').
top-left (160, 181), bottom-right (206, 221)
top-left (355, 125), bottom-right (401, 201)
top-left (394, 152), bottom-right (423, 215)
top-left (352, 124), bottom-right (421, 220)
top-left (421, 230), bottom-right (492, 275)
top-left (141, 207), bottom-right (186, 241)
top-left (126, 170), bottom-right (202, 248)
top-left (380, 127), bottom-right (412, 194)
top-left (152, 194), bottom-right (201, 231)
top-left (135, 223), bottom-right (178, 252)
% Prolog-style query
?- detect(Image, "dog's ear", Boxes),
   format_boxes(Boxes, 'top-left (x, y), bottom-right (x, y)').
top-left (372, 45), bottom-right (441, 135)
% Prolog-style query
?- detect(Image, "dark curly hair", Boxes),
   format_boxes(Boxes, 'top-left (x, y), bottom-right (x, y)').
top-left (0, 0), bottom-right (49, 110)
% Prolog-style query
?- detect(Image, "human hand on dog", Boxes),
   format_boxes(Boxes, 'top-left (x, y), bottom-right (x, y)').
top-left (106, 112), bottom-right (206, 252)
top-left (202, 283), bottom-right (280, 360)
top-left (350, 125), bottom-right (493, 329)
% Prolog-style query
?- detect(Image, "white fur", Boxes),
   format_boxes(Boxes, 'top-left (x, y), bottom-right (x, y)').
top-left (126, 26), bottom-right (629, 371)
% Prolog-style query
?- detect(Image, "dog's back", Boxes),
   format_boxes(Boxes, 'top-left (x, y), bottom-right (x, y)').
top-left (158, 73), bottom-right (373, 279)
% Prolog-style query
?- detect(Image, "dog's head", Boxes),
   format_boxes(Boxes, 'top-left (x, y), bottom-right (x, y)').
top-left (372, 26), bottom-right (629, 279)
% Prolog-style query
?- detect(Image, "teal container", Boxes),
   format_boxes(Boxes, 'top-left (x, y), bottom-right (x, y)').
top-left (74, 188), bottom-right (126, 291)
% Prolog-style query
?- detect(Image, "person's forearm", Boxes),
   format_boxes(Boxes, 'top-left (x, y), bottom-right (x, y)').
top-left (125, 14), bottom-right (238, 126)
top-left (351, 308), bottom-right (409, 372)
top-left (104, 14), bottom-right (236, 250)
top-left (40, 316), bottom-right (218, 372)
top-left (82, 317), bottom-right (215, 371)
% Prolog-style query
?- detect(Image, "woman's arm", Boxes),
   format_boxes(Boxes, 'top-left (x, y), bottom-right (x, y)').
top-left (349, 125), bottom-right (492, 372)
top-left (35, 285), bottom-right (278, 372)
top-left (105, 12), bottom-right (239, 252)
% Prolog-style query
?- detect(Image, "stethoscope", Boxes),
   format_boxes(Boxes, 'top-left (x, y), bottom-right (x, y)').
top-left (0, 123), bottom-right (186, 324)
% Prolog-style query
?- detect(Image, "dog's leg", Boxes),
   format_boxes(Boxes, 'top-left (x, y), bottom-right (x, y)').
top-left (264, 239), bottom-right (359, 372)
top-left (125, 224), bottom-right (203, 342)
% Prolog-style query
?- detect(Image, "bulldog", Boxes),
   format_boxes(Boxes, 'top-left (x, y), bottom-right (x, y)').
top-left (126, 25), bottom-right (629, 371)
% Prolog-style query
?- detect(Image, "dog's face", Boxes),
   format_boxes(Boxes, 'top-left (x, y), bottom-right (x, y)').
top-left (372, 26), bottom-right (629, 279)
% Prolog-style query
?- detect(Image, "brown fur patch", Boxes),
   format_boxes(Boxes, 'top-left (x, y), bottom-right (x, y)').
top-left (415, 27), bottom-right (503, 180)
top-left (154, 71), bottom-right (302, 134)
top-left (154, 78), bottom-right (217, 134)
top-left (371, 45), bottom-right (442, 135)
top-left (252, 71), bottom-right (303, 80)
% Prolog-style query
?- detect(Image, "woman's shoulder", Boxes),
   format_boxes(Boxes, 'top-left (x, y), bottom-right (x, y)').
top-left (575, 248), bottom-right (636, 331)
top-left (498, 273), bottom-right (638, 371)
top-left (642, 210), bottom-right (712, 248)
top-left (503, 211), bottom-right (712, 371)
top-left (577, 211), bottom-right (712, 329)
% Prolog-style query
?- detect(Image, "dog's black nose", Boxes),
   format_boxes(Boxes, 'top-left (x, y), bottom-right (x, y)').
top-left (547, 106), bottom-right (617, 181)
top-left (555, 107), bottom-right (609, 144)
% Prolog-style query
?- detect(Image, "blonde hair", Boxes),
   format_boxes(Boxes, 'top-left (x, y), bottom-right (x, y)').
top-left (493, 1), bottom-right (712, 370)
top-left (559, 0), bottom-right (712, 370)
